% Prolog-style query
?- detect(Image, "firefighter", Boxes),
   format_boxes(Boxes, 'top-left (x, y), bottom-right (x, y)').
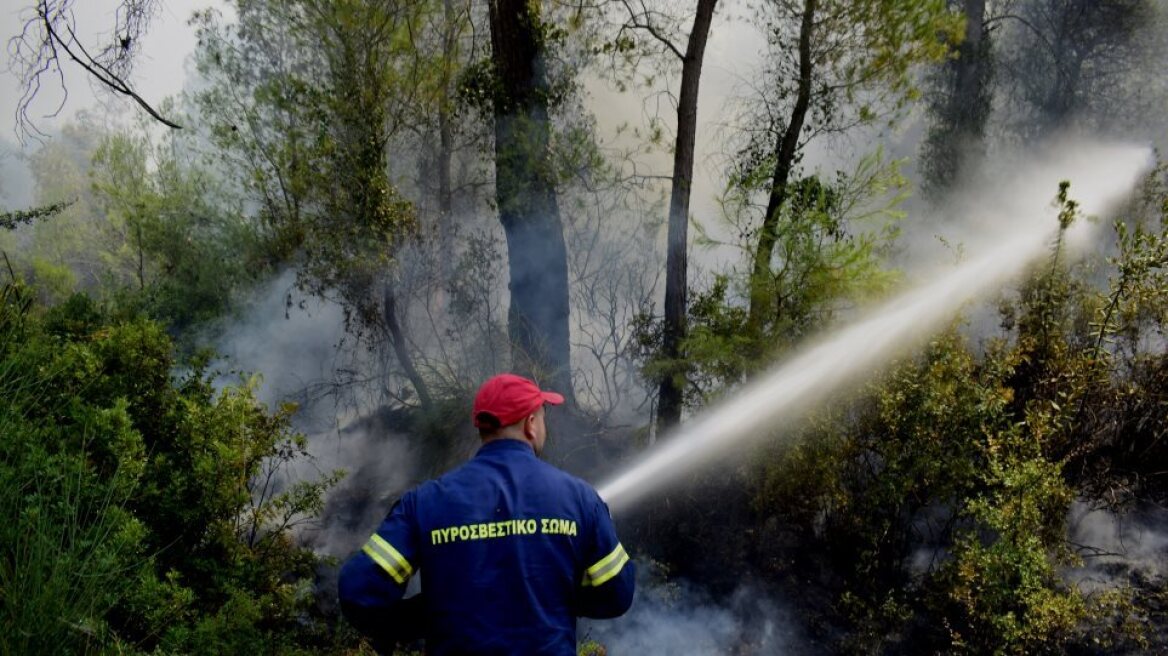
top-left (338, 373), bottom-right (635, 654)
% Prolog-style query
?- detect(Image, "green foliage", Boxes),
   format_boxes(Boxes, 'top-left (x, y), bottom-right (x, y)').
top-left (734, 158), bottom-right (904, 336)
top-left (2, 118), bottom-right (262, 337)
top-left (10, 118), bottom-right (109, 298)
top-left (0, 285), bottom-right (343, 655)
top-left (733, 0), bottom-right (961, 184)
top-left (0, 285), bottom-right (147, 654)
top-left (939, 442), bottom-right (1083, 654)
top-left (753, 325), bottom-right (1085, 653)
top-left (90, 130), bottom-right (263, 335)
top-left (0, 199), bottom-right (73, 230)
top-left (194, 3), bottom-right (422, 275)
top-left (456, 13), bottom-right (575, 117)
top-left (577, 639), bottom-right (608, 656)
top-left (28, 256), bottom-right (77, 305)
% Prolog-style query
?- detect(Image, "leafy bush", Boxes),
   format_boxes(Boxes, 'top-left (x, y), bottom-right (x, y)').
top-left (0, 284), bottom-right (343, 654)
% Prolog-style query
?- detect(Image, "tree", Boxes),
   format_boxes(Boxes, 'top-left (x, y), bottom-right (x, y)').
top-left (11, 117), bottom-right (113, 303)
top-left (631, 156), bottom-right (909, 425)
top-left (740, 0), bottom-right (957, 334)
top-left (486, 0), bottom-right (575, 399)
top-left (0, 114), bottom-right (258, 334)
top-left (611, 0), bottom-right (719, 432)
top-left (194, 0), bottom-right (435, 409)
top-left (996, 0), bottom-right (1154, 138)
top-left (308, 0), bottom-right (433, 408)
top-left (90, 128), bottom-right (259, 335)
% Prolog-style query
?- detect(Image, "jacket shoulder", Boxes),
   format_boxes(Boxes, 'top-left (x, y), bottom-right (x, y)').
top-left (531, 459), bottom-right (605, 506)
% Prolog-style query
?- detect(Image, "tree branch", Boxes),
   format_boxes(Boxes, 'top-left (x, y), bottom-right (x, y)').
top-left (45, 13), bottom-right (182, 129)
top-left (618, 0), bottom-right (685, 61)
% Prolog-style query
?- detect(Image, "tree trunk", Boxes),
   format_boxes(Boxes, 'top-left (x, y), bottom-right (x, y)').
top-left (438, 106), bottom-right (453, 221)
top-left (656, 0), bottom-right (719, 434)
top-left (384, 281), bottom-right (433, 409)
top-left (437, 0), bottom-right (456, 260)
top-left (1043, 22), bottom-right (1081, 130)
top-left (746, 0), bottom-right (816, 334)
top-left (487, 0), bottom-right (574, 400)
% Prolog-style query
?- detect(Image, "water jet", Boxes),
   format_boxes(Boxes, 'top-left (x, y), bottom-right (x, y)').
top-left (599, 143), bottom-right (1152, 514)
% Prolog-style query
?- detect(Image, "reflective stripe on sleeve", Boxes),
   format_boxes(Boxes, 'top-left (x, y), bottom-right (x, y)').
top-left (581, 543), bottom-right (629, 587)
top-left (362, 534), bottom-right (413, 585)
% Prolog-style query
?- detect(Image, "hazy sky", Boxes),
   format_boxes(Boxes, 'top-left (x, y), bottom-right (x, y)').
top-left (0, 0), bottom-right (774, 230)
top-left (1, 1), bottom-right (761, 145)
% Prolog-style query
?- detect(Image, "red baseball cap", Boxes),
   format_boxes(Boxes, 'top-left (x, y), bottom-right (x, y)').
top-left (472, 374), bottom-right (564, 428)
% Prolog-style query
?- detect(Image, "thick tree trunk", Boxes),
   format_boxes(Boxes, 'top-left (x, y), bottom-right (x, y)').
top-left (1043, 24), bottom-right (1082, 129)
top-left (487, 0), bottom-right (574, 400)
top-left (746, 0), bottom-right (815, 334)
top-left (438, 110), bottom-right (453, 220)
top-left (656, 0), bottom-right (719, 434)
top-left (924, 0), bottom-right (990, 193)
top-left (953, 0), bottom-right (987, 116)
top-left (949, 0), bottom-right (990, 172)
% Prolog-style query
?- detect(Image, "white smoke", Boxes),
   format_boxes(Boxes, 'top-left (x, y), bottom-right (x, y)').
top-left (210, 270), bottom-right (347, 407)
top-left (1068, 501), bottom-right (1168, 591)
top-left (580, 562), bottom-right (813, 655)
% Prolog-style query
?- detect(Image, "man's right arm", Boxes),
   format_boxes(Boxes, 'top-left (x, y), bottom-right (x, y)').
top-left (576, 494), bottom-right (635, 619)
top-left (338, 494), bottom-right (423, 647)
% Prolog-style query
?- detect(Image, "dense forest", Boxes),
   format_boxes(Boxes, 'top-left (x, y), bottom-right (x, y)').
top-left (2, 0), bottom-right (1167, 653)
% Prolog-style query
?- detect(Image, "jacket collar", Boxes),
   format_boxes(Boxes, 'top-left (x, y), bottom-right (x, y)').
top-left (476, 438), bottom-right (536, 458)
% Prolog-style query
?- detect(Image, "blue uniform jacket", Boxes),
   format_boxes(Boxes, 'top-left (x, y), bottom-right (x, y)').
top-left (338, 439), bottom-right (635, 655)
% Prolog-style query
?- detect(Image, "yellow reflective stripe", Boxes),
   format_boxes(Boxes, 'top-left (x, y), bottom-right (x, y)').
top-left (586, 543), bottom-right (625, 577)
top-left (590, 549), bottom-right (629, 587)
top-left (362, 534), bottom-right (412, 585)
top-left (362, 544), bottom-right (406, 584)
top-left (582, 543), bottom-right (628, 587)
top-left (369, 534), bottom-right (414, 576)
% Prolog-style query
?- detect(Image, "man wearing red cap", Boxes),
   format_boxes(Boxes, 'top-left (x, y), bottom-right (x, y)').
top-left (338, 373), bottom-right (635, 655)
